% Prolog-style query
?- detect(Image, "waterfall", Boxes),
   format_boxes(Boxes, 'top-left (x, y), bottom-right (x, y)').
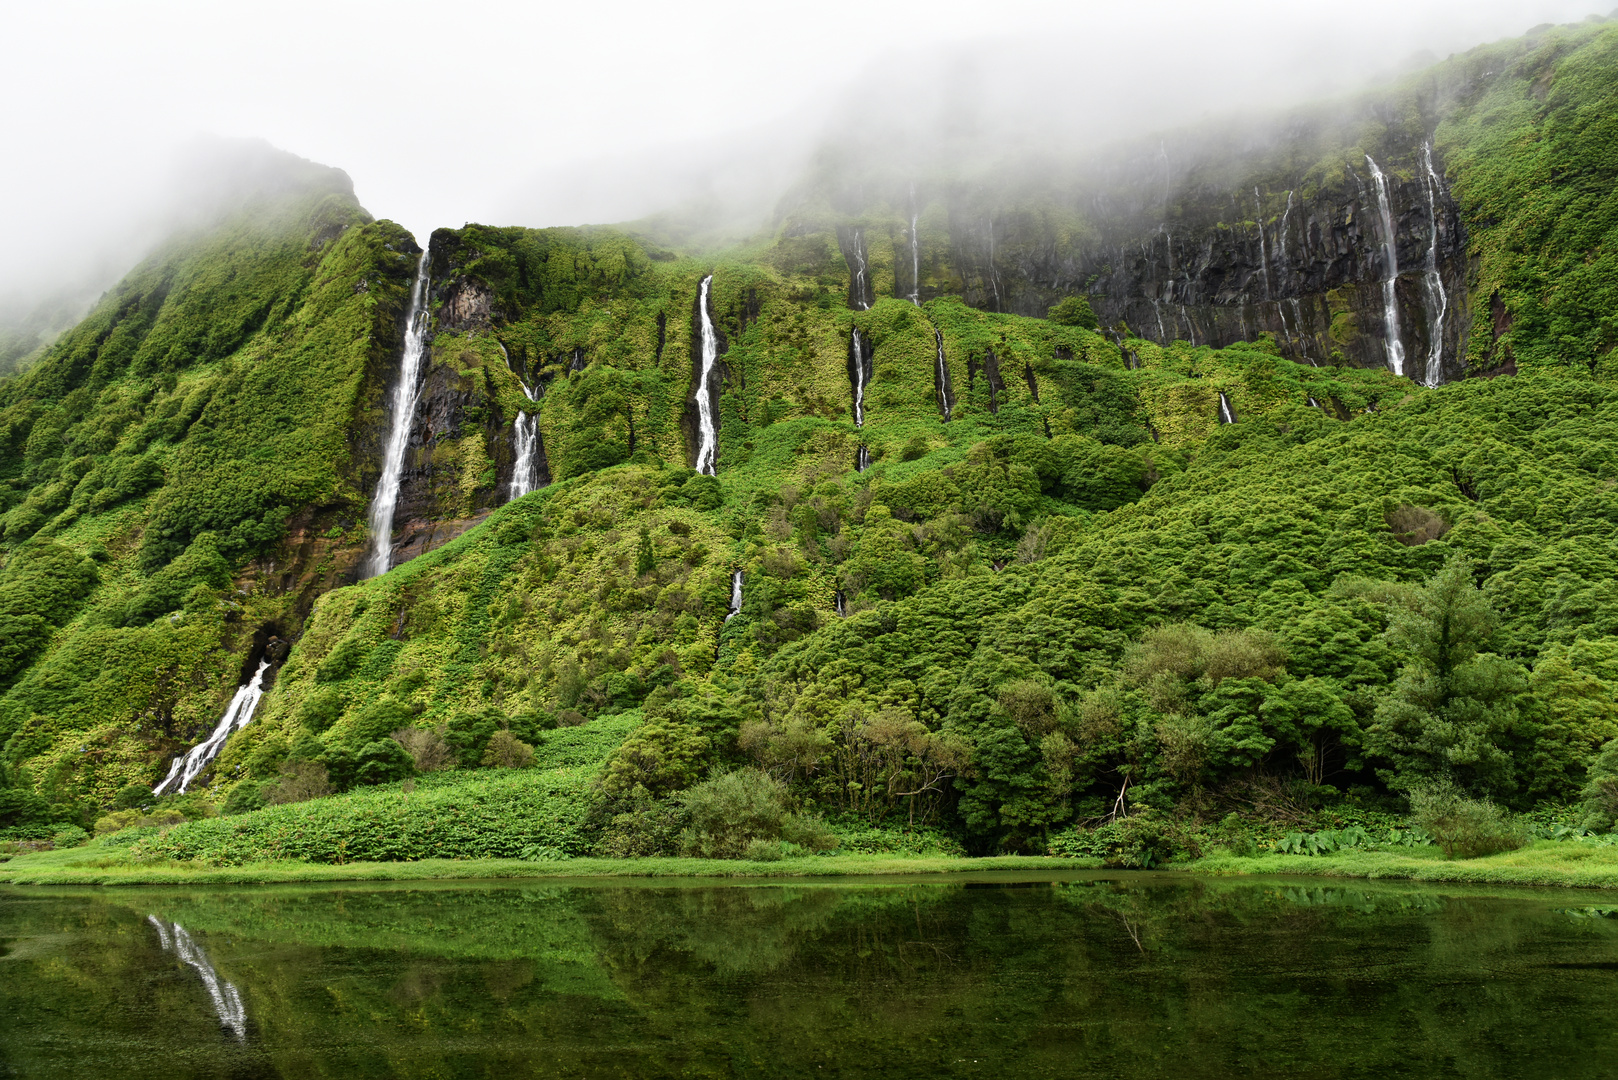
top-left (850, 328), bottom-right (869, 427)
top-left (725, 571), bottom-right (743, 622)
top-left (1289, 298), bottom-right (1317, 366)
top-left (934, 329), bottom-right (954, 421)
top-left (834, 590), bottom-right (847, 618)
top-left (694, 275), bottom-right (720, 475)
top-left (363, 250), bottom-right (431, 579)
top-left (1153, 300), bottom-right (1167, 342)
top-left (1218, 392), bottom-right (1236, 425)
top-left (1420, 142), bottom-right (1449, 386)
top-left (508, 381), bottom-right (541, 501)
top-left (1279, 190), bottom-right (1294, 259)
top-left (909, 185), bottom-right (921, 305)
top-left (849, 229), bottom-right (871, 311)
top-left (153, 660), bottom-right (270, 796)
top-left (1364, 155), bottom-right (1406, 377)
top-left (1254, 188), bottom-right (1271, 300)
top-left (855, 446), bottom-right (871, 472)
top-left (150, 916), bottom-right (247, 1041)
top-left (1307, 395), bottom-right (1322, 408)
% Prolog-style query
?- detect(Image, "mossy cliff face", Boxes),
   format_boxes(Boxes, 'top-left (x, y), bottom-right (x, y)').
top-left (4, 19), bottom-right (1618, 839)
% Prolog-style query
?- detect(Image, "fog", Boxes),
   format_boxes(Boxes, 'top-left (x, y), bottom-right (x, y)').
top-left (1, 0), bottom-right (1609, 324)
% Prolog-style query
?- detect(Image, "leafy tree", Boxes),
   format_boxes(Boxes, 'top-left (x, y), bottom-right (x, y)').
top-left (1367, 556), bottom-right (1525, 797)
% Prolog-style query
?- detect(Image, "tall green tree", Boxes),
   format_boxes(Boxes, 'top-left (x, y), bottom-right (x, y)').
top-left (1367, 556), bottom-right (1525, 797)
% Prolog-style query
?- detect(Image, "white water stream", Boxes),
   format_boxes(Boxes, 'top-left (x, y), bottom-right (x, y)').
top-left (694, 275), bottom-right (720, 475)
top-left (851, 328), bottom-right (868, 427)
top-left (1364, 156), bottom-right (1406, 377)
top-left (153, 660), bottom-right (270, 796)
top-left (364, 250), bottom-right (431, 578)
top-left (725, 570), bottom-right (743, 621)
top-left (1218, 392), bottom-right (1236, 425)
top-left (934, 330), bottom-right (953, 421)
top-left (1420, 142), bottom-right (1449, 386)
top-left (508, 380), bottom-right (541, 500)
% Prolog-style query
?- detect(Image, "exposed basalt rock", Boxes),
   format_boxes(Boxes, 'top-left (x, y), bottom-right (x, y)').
top-left (939, 143), bottom-right (1469, 383)
top-left (439, 279), bottom-right (493, 331)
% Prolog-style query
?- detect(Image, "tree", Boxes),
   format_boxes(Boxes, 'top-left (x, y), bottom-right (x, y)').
top-left (1367, 556), bottom-right (1525, 797)
top-left (1047, 296), bottom-right (1099, 329)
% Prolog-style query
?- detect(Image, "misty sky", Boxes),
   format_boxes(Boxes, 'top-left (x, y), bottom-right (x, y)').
top-left (3, 0), bottom-right (1609, 310)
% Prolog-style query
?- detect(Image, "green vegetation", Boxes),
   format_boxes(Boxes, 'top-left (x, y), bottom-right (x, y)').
top-left (5, 20), bottom-right (1618, 881)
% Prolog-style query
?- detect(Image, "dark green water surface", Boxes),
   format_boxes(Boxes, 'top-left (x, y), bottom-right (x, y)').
top-left (3, 871), bottom-right (1617, 1078)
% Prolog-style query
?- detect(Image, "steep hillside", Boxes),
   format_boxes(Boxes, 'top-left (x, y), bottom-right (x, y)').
top-left (3, 17), bottom-right (1618, 855)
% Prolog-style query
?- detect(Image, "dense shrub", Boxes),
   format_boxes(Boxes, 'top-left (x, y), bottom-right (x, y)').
top-left (134, 771), bottom-right (592, 865)
top-left (1408, 782), bottom-right (1526, 859)
top-left (679, 768), bottom-right (790, 858)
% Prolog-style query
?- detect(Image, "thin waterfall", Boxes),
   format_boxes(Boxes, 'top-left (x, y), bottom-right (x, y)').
top-left (150, 916), bottom-right (247, 1041)
top-left (934, 329), bottom-right (954, 421)
top-left (909, 184), bottom-right (921, 305)
top-left (694, 275), bottom-right (720, 475)
top-left (850, 328), bottom-right (869, 427)
top-left (1420, 142), bottom-right (1449, 386)
top-left (508, 381), bottom-right (541, 500)
top-left (1290, 298), bottom-right (1316, 366)
top-left (1308, 395), bottom-right (1322, 408)
top-left (725, 571), bottom-right (743, 621)
top-left (834, 590), bottom-right (847, 618)
top-left (1279, 190), bottom-right (1294, 259)
top-left (153, 660), bottom-right (270, 796)
top-left (855, 446), bottom-right (871, 472)
top-left (364, 250), bottom-right (431, 579)
top-left (1218, 392), bottom-right (1236, 425)
top-left (1254, 188), bottom-right (1271, 300)
top-left (1365, 155), bottom-right (1406, 377)
top-left (849, 229), bottom-right (871, 311)
top-left (1153, 300), bottom-right (1167, 342)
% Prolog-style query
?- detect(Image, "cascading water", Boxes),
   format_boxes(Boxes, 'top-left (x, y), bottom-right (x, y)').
top-left (849, 229), bottom-right (871, 311)
top-left (1308, 395), bottom-right (1322, 408)
top-left (1218, 392), bottom-right (1236, 425)
top-left (1254, 188), bottom-right (1271, 300)
top-left (694, 274), bottom-right (721, 475)
top-left (364, 250), bottom-right (431, 578)
top-left (834, 590), bottom-right (847, 618)
top-left (153, 660), bottom-right (270, 796)
top-left (508, 381), bottom-right (541, 501)
top-left (150, 916), bottom-right (247, 1040)
top-left (850, 328), bottom-right (869, 427)
top-left (1420, 142), bottom-right (1449, 387)
top-left (1365, 155), bottom-right (1406, 377)
top-left (1279, 190), bottom-right (1294, 258)
top-left (855, 446), bottom-right (871, 472)
top-left (909, 185), bottom-right (921, 305)
top-left (934, 329), bottom-right (954, 421)
top-left (725, 571), bottom-right (743, 622)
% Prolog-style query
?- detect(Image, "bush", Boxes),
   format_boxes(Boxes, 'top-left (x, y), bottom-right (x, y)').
top-left (480, 731), bottom-right (535, 769)
top-left (593, 797), bottom-right (690, 857)
top-left (133, 771), bottom-right (592, 864)
top-left (51, 824), bottom-right (89, 848)
top-left (1409, 782), bottom-right (1526, 859)
top-left (94, 808), bottom-right (184, 835)
top-left (394, 726), bottom-right (456, 772)
top-left (1048, 813), bottom-right (1185, 868)
top-left (1047, 295), bottom-right (1099, 329)
top-left (111, 782), bottom-right (153, 811)
top-left (679, 768), bottom-right (789, 858)
top-left (265, 761), bottom-right (332, 806)
top-left (221, 782), bottom-right (266, 816)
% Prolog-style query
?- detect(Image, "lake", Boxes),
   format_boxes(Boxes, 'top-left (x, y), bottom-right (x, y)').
top-left (3, 871), bottom-right (1616, 1077)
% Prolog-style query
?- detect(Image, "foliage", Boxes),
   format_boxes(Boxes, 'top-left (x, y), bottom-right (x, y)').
top-left (1408, 780), bottom-right (1527, 859)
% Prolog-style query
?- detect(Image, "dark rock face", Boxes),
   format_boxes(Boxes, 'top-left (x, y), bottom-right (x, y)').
top-left (938, 142), bottom-right (1469, 383)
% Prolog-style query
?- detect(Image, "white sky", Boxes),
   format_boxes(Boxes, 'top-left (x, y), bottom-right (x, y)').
top-left (2, 0), bottom-right (1608, 308)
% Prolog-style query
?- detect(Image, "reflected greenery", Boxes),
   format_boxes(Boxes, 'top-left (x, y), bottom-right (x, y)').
top-left (4, 874), bottom-right (1618, 1077)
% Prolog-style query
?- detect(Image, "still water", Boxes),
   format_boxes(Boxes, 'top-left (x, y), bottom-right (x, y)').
top-left (3, 872), bottom-right (1617, 1078)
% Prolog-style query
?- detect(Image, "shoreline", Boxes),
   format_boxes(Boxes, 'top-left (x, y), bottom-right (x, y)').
top-left (6, 839), bottom-right (1618, 889)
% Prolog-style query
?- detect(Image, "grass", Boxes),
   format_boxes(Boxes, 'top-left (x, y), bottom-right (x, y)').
top-left (0, 844), bottom-right (1096, 886)
top-left (14, 836), bottom-right (1618, 890)
top-left (1188, 839), bottom-right (1618, 889)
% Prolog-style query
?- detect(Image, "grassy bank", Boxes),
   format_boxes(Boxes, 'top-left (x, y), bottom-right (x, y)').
top-left (1188, 840), bottom-right (1618, 889)
top-left (0, 845), bottom-right (1092, 886)
top-left (11, 838), bottom-right (1618, 889)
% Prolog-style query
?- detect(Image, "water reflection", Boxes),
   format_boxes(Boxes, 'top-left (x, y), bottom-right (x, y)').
top-left (1, 873), bottom-right (1616, 1078)
top-left (147, 914), bottom-right (247, 1041)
